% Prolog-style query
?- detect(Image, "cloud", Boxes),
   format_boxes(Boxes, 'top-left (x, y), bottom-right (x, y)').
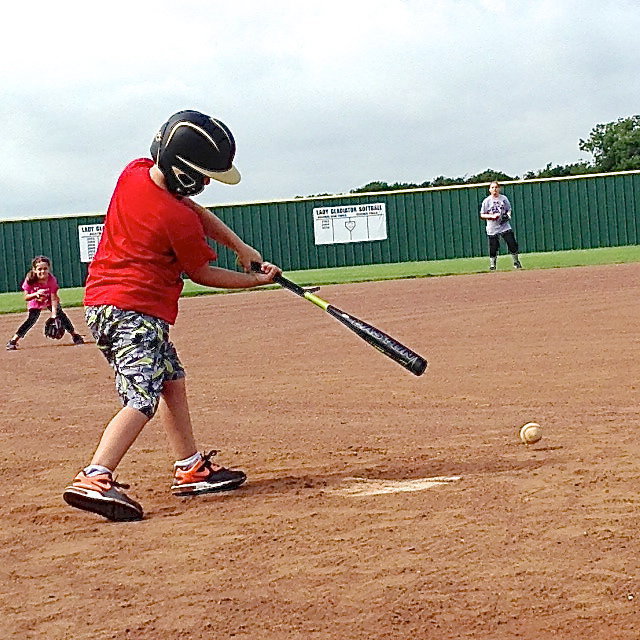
top-left (1, 0), bottom-right (639, 218)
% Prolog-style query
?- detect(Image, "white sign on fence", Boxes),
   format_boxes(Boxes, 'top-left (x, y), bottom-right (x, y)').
top-left (78, 224), bottom-right (104, 262)
top-left (313, 203), bottom-right (387, 245)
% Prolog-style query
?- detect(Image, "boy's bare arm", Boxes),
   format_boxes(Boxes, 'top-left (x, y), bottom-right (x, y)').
top-left (183, 199), bottom-right (263, 270)
top-left (187, 263), bottom-right (280, 290)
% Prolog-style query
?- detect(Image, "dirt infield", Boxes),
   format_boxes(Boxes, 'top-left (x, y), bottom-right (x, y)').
top-left (2, 262), bottom-right (639, 639)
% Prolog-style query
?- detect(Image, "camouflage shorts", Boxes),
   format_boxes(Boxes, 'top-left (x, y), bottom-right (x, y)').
top-left (85, 305), bottom-right (185, 418)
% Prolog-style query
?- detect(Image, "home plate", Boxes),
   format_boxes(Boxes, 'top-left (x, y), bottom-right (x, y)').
top-left (334, 476), bottom-right (462, 497)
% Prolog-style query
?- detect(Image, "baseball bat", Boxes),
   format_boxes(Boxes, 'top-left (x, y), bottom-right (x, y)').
top-left (252, 263), bottom-right (427, 376)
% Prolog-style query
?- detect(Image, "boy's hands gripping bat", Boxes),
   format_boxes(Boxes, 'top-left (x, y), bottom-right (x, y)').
top-left (252, 263), bottom-right (427, 376)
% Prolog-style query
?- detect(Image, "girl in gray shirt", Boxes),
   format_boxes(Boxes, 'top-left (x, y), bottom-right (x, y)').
top-left (480, 181), bottom-right (522, 270)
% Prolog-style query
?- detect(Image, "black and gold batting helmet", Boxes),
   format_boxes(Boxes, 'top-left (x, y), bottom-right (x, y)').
top-left (150, 110), bottom-right (240, 196)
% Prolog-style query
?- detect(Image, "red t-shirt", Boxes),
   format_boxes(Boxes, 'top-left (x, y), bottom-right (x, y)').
top-left (84, 158), bottom-right (217, 324)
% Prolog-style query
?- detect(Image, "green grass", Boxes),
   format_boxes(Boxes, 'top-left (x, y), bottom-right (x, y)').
top-left (1, 245), bottom-right (638, 315)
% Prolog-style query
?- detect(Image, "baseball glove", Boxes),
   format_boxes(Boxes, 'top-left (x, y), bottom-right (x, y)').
top-left (44, 317), bottom-right (65, 340)
top-left (498, 212), bottom-right (511, 225)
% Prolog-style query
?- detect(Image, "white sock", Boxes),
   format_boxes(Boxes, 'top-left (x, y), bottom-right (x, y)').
top-left (174, 452), bottom-right (202, 469)
top-left (84, 464), bottom-right (112, 477)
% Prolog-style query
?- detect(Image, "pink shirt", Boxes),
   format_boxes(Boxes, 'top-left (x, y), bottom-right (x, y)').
top-left (22, 274), bottom-right (59, 310)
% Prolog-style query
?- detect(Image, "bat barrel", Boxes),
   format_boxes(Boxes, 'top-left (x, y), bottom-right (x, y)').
top-left (251, 262), bottom-right (428, 377)
top-left (327, 305), bottom-right (427, 376)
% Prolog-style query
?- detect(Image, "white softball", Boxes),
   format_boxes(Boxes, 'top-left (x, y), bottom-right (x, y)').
top-left (519, 422), bottom-right (542, 445)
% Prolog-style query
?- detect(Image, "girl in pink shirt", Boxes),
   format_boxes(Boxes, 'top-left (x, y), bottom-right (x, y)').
top-left (6, 256), bottom-right (84, 350)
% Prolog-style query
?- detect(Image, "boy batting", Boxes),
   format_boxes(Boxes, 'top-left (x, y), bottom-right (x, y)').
top-left (63, 110), bottom-right (281, 521)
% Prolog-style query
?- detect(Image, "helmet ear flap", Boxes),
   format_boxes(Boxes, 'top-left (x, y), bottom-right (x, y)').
top-left (171, 165), bottom-right (200, 194)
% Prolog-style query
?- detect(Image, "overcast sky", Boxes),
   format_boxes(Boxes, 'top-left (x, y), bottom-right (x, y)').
top-left (1, 0), bottom-right (638, 220)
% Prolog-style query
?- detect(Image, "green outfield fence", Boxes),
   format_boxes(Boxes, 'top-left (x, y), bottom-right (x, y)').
top-left (1, 170), bottom-right (639, 293)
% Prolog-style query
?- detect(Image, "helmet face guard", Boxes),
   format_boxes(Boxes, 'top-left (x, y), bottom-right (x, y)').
top-left (150, 110), bottom-right (240, 196)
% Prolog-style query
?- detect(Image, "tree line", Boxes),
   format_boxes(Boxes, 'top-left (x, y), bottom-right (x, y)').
top-left (310, 115), bottom-right (640, 196)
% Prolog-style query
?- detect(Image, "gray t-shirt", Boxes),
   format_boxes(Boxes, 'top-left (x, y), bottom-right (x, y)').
top-left (480, 194), bottom-right (512, 236)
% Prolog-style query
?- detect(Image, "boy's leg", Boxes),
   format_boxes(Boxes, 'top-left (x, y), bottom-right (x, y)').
top-left (62, 406), bottom-right (148, 521)
top-left (159, 377), bottom-right (198, 460)
top-left (64, 306), bottom-right (167, 521)
top-left (89, 406), bottom-right (150, 471)
top-left (161, 378), bottom-right (247, 496)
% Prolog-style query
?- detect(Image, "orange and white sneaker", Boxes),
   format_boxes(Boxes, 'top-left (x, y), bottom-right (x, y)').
top-left (171, 450), bottom-right (247, 496)
top-left (63, 471), bottom-right (143, 521)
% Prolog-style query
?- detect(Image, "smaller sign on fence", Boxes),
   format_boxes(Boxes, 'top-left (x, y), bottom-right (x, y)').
top-left (78, 224), bottom-right (104, 262)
